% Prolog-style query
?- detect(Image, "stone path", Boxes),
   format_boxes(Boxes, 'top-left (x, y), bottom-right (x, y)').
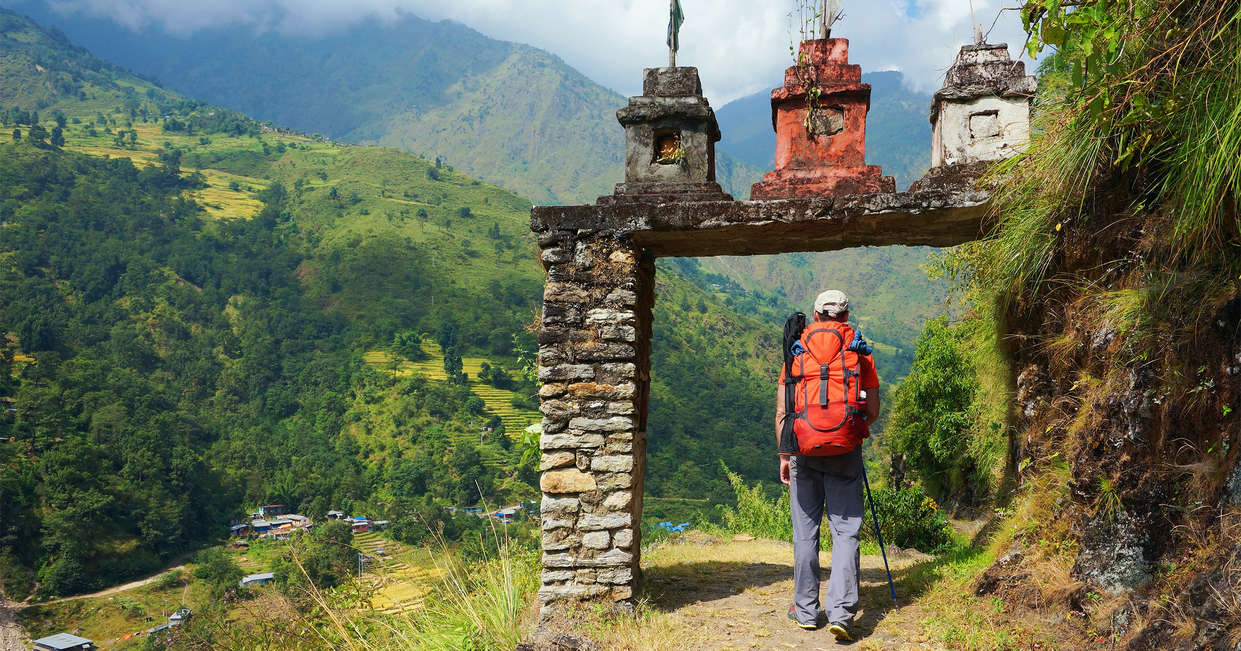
top-left (0, 595), bottom-right (30, 650)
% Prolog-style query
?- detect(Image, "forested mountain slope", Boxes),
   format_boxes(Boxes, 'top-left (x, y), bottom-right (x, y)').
top-left (15, 2), bottom-right (957, 385)
top-left (0, 7), bottom-right (781, 598)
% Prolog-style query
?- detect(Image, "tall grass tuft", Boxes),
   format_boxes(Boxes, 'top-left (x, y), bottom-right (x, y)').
top-left (383, 531), bottom-right (538, 650)
top-left (974, 2), bottom-right (1241, 306)
top-left (205, 516), bottom-right (540, 650)
top-left (715, 463), bottom-right (793, 541)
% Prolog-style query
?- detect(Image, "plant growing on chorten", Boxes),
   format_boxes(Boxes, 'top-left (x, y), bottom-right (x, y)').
top-left (787, 0), bottom-right (845, 137)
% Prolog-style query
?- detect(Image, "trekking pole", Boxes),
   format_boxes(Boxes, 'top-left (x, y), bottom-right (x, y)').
top-left (861, 465), bottom-right (898, 604)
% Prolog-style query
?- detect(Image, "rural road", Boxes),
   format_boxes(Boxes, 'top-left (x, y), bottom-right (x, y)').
top-left (32, 565), bottom-right (186, 606)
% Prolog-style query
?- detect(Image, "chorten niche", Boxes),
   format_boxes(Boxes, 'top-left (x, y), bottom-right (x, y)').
top-left (603, 67), bottom-right (732, 204)
top-left (751, 37), bottom-right (894, 199)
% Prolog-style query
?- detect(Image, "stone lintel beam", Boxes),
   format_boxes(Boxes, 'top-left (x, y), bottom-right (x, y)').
top-left (531, 188), bottom-right (991, 258)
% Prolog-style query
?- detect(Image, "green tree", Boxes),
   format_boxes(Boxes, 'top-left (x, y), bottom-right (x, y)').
top-left (193, 549), bottom-right (244, 600)
top-left (10, 128), bottom-right (18, 142)
top-left (49, 126), bottom-right (64, 148)
top-left (392, 331), bottom-right (429, 361)
top-left (443, 348), bottom-right (464, 384)
top-left (276, 520), bottom-right (354, 594)
top-left (886, 316), bottom-right (979, 498)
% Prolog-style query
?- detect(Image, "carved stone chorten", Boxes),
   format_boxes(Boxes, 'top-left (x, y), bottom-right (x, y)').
top-left (751, 39), bottom-right (894, 199)
top-left (605, 67), bottom-right (732, 203)
top-left (930, 43), bottom-right (1037, 168)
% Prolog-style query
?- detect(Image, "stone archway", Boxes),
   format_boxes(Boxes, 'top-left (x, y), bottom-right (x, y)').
top-left (530, 42), bottom-right (1032, 615)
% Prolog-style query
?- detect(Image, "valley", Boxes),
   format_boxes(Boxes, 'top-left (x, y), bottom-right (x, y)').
top-left (3, 1), bottom-right (1237, 649)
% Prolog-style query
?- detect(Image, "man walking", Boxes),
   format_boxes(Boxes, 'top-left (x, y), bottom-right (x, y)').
top-left (776, 289), bottom-right (880, 641)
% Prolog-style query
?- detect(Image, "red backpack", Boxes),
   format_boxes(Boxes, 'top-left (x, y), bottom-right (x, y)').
top-left (784, 321), bottom-right (869, 456)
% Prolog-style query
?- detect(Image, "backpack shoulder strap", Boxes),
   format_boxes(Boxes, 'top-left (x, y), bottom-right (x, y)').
top-left (782, 312), bottom-right (807, 382)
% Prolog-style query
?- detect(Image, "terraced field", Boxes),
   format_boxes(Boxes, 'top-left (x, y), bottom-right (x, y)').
top-left (67, 127), bottom-right (273, 220)
top-left (354, 531), bottom-right (444, 614)
top-left (363, 343), bottom-right (540, 435)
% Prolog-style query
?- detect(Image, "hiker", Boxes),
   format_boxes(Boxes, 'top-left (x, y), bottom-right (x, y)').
top-left (776, 289), bottom-right (880, 641)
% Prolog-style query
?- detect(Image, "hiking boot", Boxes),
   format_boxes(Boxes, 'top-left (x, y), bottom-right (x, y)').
top-left (827, 621), bottom-right (854, 642)
top-left (786, 604), bottom-right (823, 630)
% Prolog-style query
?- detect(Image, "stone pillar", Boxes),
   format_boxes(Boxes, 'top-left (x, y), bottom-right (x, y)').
top-left (535, 228), bottom-right (653, 614)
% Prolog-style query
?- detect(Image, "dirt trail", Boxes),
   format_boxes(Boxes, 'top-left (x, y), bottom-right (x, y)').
top-left (0, 595), bottom-right (30, 650)
top-left (641, 537), bottom-right (944, 650)
top-left (545, 534), bottom-right (1000, 650)
top-left (31, 565), bottom-right (186, 606)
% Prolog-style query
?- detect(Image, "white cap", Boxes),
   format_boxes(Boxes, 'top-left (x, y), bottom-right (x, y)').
top-left (814, 289), bottom-right (849, 317)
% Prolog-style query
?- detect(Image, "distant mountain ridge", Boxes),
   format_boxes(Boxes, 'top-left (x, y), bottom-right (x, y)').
top-left (10, 5), bottom-right (763, 203)
top-left (10, 1), bottom-right (955, 384)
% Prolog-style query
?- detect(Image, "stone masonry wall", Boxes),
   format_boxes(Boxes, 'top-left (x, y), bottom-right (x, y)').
top-left (535, 227), bottom-right (653, 614)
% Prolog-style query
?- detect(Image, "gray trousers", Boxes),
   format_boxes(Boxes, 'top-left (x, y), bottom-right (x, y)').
top-left (789, 450), bottom-right (864, 625)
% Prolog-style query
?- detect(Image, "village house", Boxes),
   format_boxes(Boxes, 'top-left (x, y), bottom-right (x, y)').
top-left (169, 608), bottom-right (191, 625)
top-left (32, 633), bottom-right (96, 651)
top-left (239, 572), bottom-right (275, 588)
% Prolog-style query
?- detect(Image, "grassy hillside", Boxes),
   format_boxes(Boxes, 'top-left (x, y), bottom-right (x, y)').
top-left (0, 7), bottom-right (803, 598)
top-left (19, 4), bottom-right (950, 371)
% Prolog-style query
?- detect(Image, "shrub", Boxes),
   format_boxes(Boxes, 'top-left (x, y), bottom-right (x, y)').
top-left (153, 568), bottom-right (184, 591)
top-left (392, 331), bottom-right (429, 361)
top-left (275, 519), bottom-right (355, 597)
top-left (193, 549), bottom-right (243, 600)
top-left (863, 484), bottom-right (954, 553)
top-left (715, 464), bottom-right (792, 541)
top-left (886, 315), bottom-right (982, 499)
top-left (715, 464), bottom-right (953, 553)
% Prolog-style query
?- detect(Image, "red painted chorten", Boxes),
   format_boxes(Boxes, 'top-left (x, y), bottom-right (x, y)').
top-left (751, 39), bottom-right (894, 199)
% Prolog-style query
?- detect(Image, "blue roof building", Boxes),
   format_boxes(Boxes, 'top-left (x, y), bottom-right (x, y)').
top-left (239, 571), bottom-right (276, 587)
top-left (32, 633), bottom-right (96, 651)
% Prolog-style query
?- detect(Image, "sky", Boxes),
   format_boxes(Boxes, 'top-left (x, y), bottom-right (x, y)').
top-left (38, 0), bottom-right (1035, 105)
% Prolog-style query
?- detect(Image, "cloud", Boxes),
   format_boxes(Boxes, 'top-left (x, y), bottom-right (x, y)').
top-left (40, 0), bottom-right (1034, 104)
